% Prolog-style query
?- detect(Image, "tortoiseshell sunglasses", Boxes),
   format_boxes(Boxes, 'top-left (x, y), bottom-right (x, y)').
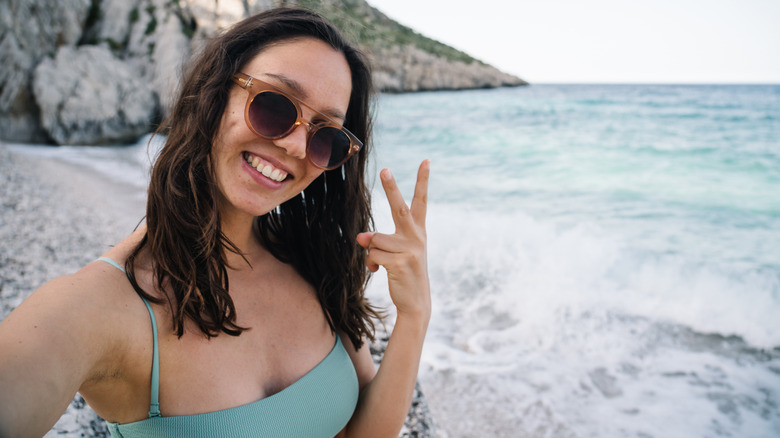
top-left (232, 73), bottom-right (362, 170)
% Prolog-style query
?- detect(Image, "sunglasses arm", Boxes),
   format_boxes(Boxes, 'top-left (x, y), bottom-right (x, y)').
top-left (232, 73), bottom-right (253, 89)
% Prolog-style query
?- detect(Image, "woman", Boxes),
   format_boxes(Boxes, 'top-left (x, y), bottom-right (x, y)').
top-left (0, 8), bottom-right (430, 438)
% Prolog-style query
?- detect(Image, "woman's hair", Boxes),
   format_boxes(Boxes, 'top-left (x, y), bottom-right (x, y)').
top-left (126, 7), bottom-right (379, 350)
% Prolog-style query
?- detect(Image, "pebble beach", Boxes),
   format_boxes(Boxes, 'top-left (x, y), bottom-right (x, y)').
top-left (1, 143), bottom-right (141, 436)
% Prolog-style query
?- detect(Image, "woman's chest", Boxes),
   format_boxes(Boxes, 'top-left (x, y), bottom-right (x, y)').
top-left (153, 279), bottom-right (336, 416)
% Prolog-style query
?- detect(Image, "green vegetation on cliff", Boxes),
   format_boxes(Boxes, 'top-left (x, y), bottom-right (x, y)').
top-left (289, 0), bottom-right (481, 65)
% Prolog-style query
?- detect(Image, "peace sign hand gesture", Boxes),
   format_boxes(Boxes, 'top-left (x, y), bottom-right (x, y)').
top-left (357, 160), bottom-right (431, 322)
top-left (349, 160), bottom-right (430, 436)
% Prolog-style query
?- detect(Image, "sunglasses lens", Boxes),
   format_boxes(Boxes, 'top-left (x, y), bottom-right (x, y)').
top-left (310, 127), bottom-right (352, 169)
top-left (248, 92), bottom-right (297, 137)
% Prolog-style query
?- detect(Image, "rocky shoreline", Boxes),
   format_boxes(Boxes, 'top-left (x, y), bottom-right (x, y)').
top-left (0, 143), bottom-right (436, 437)
top-left (0, 0), bottom-right (525, 146)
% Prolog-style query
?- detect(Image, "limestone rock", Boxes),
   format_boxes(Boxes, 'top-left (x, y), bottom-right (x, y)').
top-left (0, 32), bottom-right (48, 143)
top-left (122, 0), bottom-right (191, 115)
top-left (183, 0), bottom-right (252, 41)
top-left (78, 0), bottom-right (188, 114)
top-left (0, 0), bottom-right (91, 142)
top-left (32, 45), bottom-right (159, 145)
top-left (372, 45), bottom-right (526, 92)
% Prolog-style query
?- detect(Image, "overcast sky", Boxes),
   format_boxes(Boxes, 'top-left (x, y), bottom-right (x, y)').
top-left (366, 0), bottom-right (780, 84)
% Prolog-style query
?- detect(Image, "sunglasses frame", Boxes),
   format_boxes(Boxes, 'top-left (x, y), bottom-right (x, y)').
top-left (232, 72), bottom-right (362, 170)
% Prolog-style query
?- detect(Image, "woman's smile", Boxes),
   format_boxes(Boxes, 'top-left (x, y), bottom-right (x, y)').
top-left (211, 37), bottom-right (353, 218)
top-left (243, 151), bottom-right (291, 183)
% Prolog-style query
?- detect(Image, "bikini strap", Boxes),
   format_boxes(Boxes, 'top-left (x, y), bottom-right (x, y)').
top-left (96, 257), bottom-right (161, 418)
top-left (140, 296), bottom-right (161, 418)
top-left (96, 256), bottom-right (125, 273)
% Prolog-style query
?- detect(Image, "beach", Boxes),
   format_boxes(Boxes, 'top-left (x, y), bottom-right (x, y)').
top-left (0, 143), bottom-right (146, 317)
top-left (3, 84), bottom-right (780, 438)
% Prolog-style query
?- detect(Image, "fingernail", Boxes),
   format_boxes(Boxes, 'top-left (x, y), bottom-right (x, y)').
top-left (382, 169), bottom-right (393, 181)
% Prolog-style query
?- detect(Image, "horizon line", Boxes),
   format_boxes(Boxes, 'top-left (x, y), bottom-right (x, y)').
top-left (524, 81), bottom-right (780, 86)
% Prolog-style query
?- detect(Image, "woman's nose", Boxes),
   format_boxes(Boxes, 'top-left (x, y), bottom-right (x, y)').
top-left (273, 122), bottom-right (308, 160)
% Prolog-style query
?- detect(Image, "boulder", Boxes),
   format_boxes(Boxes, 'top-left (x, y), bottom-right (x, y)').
top-left (82, 0), bottom-right (141, 46)
top-left (32, 45), bottom-right (159, 145)
top-left (122, 0), bottom-right (191, 115)
top-left (0, 0), bottom-right (91, 142)
top-left (0, 32), bottom-right (48, 143)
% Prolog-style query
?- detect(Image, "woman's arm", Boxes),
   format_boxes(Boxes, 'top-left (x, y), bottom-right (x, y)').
top-left (0, 270), bottom-right (119, 437)
top-left (345, 160), bottom-right (431, 437)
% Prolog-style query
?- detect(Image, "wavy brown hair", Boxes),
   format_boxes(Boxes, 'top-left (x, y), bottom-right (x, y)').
top-left (126, 8), bottom-right (379, 350)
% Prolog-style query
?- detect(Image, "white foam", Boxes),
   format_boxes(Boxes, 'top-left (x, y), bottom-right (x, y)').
top-left (366, 195), bottom-right (779, 435)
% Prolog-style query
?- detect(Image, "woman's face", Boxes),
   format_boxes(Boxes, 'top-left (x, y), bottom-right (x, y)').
top-left (212, 37), bottom-right (353, 219)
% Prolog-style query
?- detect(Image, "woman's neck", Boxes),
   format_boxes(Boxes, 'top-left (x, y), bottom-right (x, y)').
top-left (219, 208), bottom-right (267, 268)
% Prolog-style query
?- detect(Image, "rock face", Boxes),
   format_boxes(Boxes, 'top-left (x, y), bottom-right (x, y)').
top-left (0, 0), bottom-right (91, 143)
top-left (0, 0), bottom-right (526, 145)
top-left (373, 45), bottom-right (525, 92)
top-left (32, 45), bottom-right (160, 145)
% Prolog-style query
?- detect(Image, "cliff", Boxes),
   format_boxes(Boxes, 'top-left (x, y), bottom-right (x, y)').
top-left (289, 0), bottom-right (526, 92)
top-left (0, 0), bottom-right (526, 145)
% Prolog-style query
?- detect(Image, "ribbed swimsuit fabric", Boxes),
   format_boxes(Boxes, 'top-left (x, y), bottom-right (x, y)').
top-left (96, 257), bottom-right (359, 438)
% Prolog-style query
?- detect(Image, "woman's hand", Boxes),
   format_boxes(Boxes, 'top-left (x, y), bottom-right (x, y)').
top-left (347, 160), bottom-right (431, 437)
top-left (357, 160), bottom-right (431, 322)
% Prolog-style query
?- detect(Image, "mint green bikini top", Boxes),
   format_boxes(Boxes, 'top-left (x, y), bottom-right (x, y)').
top-left (97, 257), bottom-right (359, 438)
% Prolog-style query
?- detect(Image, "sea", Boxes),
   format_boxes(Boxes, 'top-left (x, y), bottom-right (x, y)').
top-left (8, 84), bottom-right (780, 437)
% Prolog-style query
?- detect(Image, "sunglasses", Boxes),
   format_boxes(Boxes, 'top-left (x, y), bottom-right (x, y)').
top-left (231, 72), bottom-right (362, 170)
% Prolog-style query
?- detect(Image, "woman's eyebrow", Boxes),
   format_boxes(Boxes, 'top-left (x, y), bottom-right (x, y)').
top-left (264, 72), bottom-right (307, 97)
top-left (262, 72), bottom-right (347, 122)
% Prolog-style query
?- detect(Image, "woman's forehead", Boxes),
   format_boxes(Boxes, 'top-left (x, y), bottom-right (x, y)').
top-left (242, 38), bottom-right (352, 115)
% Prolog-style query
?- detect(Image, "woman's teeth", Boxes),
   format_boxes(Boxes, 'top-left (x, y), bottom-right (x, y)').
top-left (245, 153), bottom-right (288, 182)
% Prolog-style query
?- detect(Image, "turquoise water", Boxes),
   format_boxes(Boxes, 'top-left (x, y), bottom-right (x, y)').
top-left (8, 84), bottom-right (779, 437)
top-left (376, 85), bottom-right (779, 270)
top-left (370, 84), bottom-right (780, 437)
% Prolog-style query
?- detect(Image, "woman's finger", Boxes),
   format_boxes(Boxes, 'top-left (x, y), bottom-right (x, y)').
top-left (380, 168), bottom-right (415, 233)
top-left (410, 160), bottom-right (430, 227)
top-left (364, 245), bottom-right (389, 269)
top-left (356, 231), bottom-right (375, 249)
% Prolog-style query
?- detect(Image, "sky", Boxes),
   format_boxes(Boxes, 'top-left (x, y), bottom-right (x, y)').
top-left (366, 0), bottom-right (780, 84)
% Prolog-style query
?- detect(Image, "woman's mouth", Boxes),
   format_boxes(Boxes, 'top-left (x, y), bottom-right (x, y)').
top-left (243, 152), bottom-right (289, 182)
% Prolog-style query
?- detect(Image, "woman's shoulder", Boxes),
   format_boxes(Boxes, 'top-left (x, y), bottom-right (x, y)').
top-left (0, 229), bottom-right (153, 436)
top-left (97, 224), bottom-right (148, 272)
top-left (1, 226), bottom-right (154, 369)
top-left (54, 226), bottom-right (149, 306)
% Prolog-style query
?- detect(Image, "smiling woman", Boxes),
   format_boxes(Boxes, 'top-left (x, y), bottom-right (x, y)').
top-left (0, 8), bottom-right (431, 438)
top-left (210, 38), bottom-right (353, 224)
